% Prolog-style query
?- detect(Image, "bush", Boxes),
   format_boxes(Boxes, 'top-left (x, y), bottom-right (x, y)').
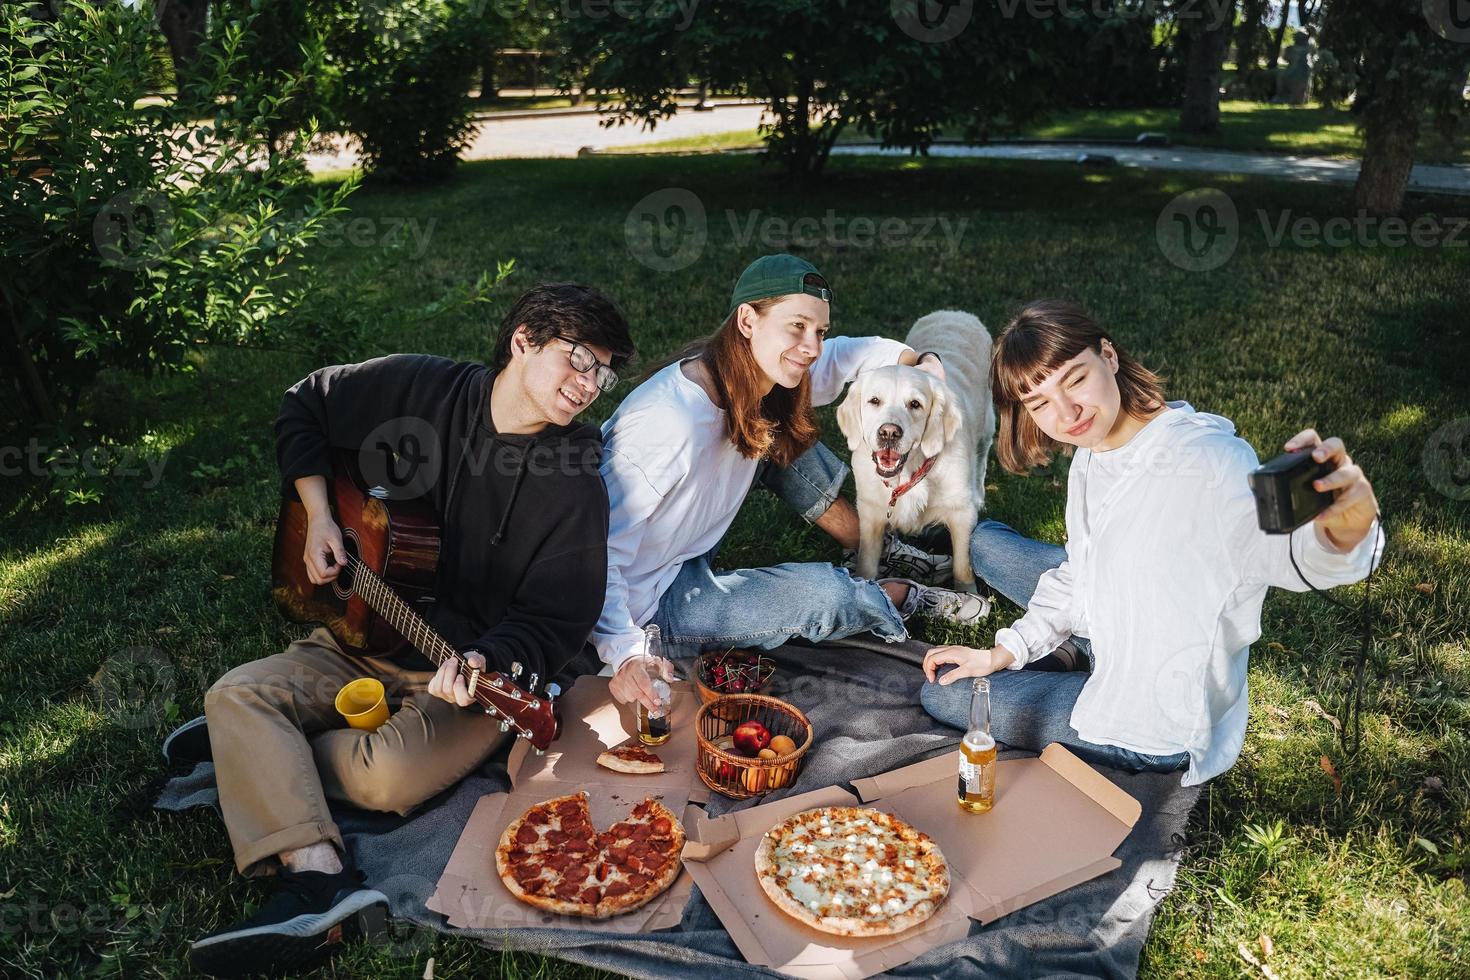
top-left (0, 0), bottom-right (355, 424)
top-left (327, 0), bottom-right (489, 183)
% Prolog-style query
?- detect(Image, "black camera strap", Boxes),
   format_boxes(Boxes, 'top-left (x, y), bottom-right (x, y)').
top-left (1287, 511), bottom-right (1384, 757)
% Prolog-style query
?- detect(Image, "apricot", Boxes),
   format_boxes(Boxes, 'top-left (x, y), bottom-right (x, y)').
top-left (768, 734), bottom-right (797, 756)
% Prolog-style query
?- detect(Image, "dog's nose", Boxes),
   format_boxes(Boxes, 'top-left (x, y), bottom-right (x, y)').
top-left (877, 423), bottom-right (903, 444)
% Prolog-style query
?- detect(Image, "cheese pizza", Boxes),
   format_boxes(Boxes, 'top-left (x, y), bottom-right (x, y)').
top-left (753, 805), bottom-right (948, 937)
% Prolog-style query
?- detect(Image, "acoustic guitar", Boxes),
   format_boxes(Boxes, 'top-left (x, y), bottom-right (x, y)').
top-left (271, 450), bottom-right (558, 751)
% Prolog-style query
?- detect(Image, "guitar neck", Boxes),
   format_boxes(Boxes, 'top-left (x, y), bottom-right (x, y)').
top-left (349, 561), bottom-right (457, 667)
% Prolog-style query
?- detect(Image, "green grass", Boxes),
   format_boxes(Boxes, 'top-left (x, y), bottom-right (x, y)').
top-left (619, 100), bottom-right (1470, 165)
top-left (2, 152), bottom-right (1468, 978)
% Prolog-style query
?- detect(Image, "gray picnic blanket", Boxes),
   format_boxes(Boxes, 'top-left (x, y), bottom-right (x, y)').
top-left (157, 638), bottom-right (1201, 979)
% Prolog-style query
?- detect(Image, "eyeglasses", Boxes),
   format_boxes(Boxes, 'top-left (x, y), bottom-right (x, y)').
top-left (556, 336), bottom-right (618, 393)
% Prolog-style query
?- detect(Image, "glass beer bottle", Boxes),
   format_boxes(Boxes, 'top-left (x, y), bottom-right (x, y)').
top-left (957, 677), bottom-right (997, 812)
top-left (636, 624), bottom-right (673, 745)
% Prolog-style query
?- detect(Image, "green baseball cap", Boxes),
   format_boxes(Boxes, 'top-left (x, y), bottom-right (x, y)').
top-left (727, 253), bottom-right (833, 316)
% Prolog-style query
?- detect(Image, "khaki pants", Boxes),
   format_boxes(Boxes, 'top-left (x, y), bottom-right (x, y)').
top-left (204, 628), bottom-right (509, 876)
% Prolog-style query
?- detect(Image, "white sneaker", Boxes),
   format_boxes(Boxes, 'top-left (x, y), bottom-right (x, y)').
top-left (884, 578), bottom-right (991, 626)
top-left (844, 532), bottom-right (953, 586)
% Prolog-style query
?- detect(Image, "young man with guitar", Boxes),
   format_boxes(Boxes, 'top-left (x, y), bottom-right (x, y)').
top-left (171, 283), bottom-right (635, 977)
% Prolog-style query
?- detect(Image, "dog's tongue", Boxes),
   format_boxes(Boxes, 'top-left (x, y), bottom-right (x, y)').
top-left (876, 449), bottom-right (901, 471)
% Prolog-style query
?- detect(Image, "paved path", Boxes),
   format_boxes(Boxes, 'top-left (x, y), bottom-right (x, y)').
top-left (304, 102), bottom-right (770, 171)
top-left (830, 141), bottom-right (1470, 197)
top-left (305, 104), bottom-right (1470, 197)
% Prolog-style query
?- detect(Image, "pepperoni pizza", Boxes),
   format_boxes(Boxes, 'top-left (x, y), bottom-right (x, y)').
top-left (494, 792), bottom-right (685, 918)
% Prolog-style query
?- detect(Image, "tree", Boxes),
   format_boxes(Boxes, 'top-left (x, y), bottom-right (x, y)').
top-left (558, 0), bottom-right (1077, 182)
top-left (1324, 0), bottom-right (1470, 215)
top-left (1179, 3), bottom-right (1234, 132)
top-left (325, 0), bottom-right (491, 183)
top-left (1, 0), bottom-right (352, 424)
top-left (155, 0), bottom-right (212, 85)
top-left (1234, 0), bottom-right (1270, 86)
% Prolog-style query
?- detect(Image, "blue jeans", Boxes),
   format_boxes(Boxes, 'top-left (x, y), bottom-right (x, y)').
top-left (650, 442), bottom-right (909, 656)
top-left (919, 520), bottom-right (1189, 774)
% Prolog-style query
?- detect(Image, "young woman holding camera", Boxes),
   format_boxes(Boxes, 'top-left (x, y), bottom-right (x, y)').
top-left (921, 300), bottom-right (1383, 786)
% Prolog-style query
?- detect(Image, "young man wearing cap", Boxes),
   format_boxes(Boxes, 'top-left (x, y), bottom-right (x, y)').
top-left (596, 255), bottom-right (987, 708)
top-left (166, 283), bottom-right (635, 977)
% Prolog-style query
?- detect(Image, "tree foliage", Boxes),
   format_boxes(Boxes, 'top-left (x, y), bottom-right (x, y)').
top-left (560, 0), bottom-right (1081, 181)
top-left (0, 0), bottom-right (354, 424)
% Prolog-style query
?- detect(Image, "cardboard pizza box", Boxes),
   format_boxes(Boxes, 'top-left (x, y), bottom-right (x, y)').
top-left (426, 785), bottom-right (694, 934)
top-left (681, 744), bottom-right (1142, 978)
top-left (505, 674), bottom-right (709, 803)
top-left (427, 675), bottom-right (704, 933)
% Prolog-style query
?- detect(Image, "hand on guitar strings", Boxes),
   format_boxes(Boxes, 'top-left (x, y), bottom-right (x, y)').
top-left (429, 652), bottom-right (487, 708)
top-left (303, 515), bottom-right (349, 585)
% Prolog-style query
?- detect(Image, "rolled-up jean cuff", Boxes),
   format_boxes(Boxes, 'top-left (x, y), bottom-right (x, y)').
top-left (761, 441), bottom-right (850, 523)
top-left (235, 820), bottom-right (343, 878)
top-left (800, 464), bottom-right (846, 523)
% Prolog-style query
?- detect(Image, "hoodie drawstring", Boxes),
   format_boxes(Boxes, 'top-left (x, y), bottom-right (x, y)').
top-left (490, 440), bottom-right (532, 546)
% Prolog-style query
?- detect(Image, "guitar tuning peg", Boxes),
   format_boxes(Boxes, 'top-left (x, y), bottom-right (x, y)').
top-left (510, 661), bottom-right (523, 679)
top-left (534, 747), bottom-right (545, 756)
top-left (546, 682), bottom-right (562, 700)
top-left (499, 721), bottom-right (510, 733)
top-left (527, 672), bottom-right (539, 692)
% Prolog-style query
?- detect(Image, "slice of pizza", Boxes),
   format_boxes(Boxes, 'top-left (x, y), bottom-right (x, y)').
top-left (595, 797), bottom-right (685, 916)
top-left (496, 792), bottom-right (600, 916)
top-left (596, 743), bottom-right (666, 775)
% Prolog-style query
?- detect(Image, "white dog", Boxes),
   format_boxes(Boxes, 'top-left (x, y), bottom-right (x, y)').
top-left (836, 310), bottom-right (995, 593)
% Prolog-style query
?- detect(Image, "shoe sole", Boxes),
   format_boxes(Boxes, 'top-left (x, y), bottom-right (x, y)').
top-left (188, 889), bottom-right (389, 977)
top-left (162, 715), bottom-right (211, 766)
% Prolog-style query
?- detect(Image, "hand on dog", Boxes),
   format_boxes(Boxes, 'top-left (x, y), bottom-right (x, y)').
top-left (1283, 429), bottom-right (1379, 552)
top-left (429, 652), bottom-right (486, 707)
top-left (923, 644), bottom-right (1017, 685)
top-left (914, 353), bottom-right (946, 383)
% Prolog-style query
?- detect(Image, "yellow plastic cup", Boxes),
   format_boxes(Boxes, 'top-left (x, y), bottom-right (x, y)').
top-left (335, 677), bottom-right (389, 731)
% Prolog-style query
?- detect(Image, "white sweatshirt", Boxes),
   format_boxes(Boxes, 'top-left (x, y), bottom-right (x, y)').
top-left (594, 336), bottom-right (912, 674)
top-left (992, 403), bottom-right (1383, 786)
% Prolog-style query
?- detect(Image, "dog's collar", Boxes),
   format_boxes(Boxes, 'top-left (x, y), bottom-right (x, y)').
top-left (883, 454), bottom-right (937, 510)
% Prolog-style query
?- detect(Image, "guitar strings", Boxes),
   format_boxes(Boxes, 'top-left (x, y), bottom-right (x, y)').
top-left (334, 552), bottom-right (538, 739)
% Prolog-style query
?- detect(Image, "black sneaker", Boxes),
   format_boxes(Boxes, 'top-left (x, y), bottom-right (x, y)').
top-left (188, 867), bottom-right (388, 977)
top-left (163, 715), bottom-right (212, 767)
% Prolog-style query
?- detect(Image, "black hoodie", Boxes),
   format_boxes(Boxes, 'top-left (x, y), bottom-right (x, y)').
top-left (274, 353), bottom-right (607, 686)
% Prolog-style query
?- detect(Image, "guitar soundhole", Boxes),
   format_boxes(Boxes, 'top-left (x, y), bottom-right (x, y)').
top-left (332, 529), bottom-right (362, 601)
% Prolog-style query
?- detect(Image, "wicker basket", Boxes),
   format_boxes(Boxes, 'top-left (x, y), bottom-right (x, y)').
top-left (692, 649), bottom-right (777, 704)
top-left (695, 694), bottom-right (813, 800)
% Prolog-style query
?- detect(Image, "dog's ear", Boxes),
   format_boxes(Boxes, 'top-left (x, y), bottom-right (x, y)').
top-left (921, 380), bottom-right (960, 458)
top-left (836, 385), bottom-right (865, 452)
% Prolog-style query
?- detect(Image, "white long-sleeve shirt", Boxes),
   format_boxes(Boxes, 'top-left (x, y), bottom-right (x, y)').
top-left (594, 335), bottom-right (911, 674)
top-left (992, 403), bottom-right (1383, 786)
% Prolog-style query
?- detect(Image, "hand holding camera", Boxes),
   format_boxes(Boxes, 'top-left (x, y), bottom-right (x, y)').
top-left (1251, 429), bottom-right (1379, 552)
